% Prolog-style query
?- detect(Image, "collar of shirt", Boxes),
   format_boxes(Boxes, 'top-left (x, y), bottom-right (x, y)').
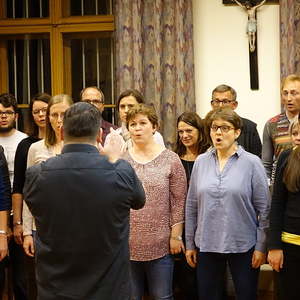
top-left (210, 144), bottom-right (244, 158)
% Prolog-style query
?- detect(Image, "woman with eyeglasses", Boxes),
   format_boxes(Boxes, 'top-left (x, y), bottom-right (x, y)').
top-left (22, 94), bottom-right (73, 298)
top-left (12, 93), bottom-right (50, 243)
top-left (12, 93), bottom-right (50, 299)
top-left (173, 112), bottom-right (209, 299)
top-left (185, 107), bottom-right (270, 300)
top-left (267, 118), bottom-right (300, 299)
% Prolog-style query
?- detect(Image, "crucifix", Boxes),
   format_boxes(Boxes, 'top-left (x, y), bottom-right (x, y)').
top-left (231, 0), bottom-right (267, 90)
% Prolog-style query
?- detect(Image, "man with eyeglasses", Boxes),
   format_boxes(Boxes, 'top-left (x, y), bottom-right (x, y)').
top-left (0, 93), bottom-right (28, 300)
top-left (262, 74), bottom-right (300, 184)
top-left (80, 86), bottom-right (117, 143)
top-left (211, 84), bottom-right (261, 157)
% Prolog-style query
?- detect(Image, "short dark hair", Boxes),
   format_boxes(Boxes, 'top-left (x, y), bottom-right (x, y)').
top-left (126, 104), bottom-right (158, 130)
top-left (0, 93), bottom-right (18, 112)
top-left (175, 112), bottom-right (210, 157)
top-left (28, 93), bottom-right (51, 137)
top-left (205, 107), bottom-right (242, 130)
top-left (80, 86), bottom-right (105, 102)
top-left (63, 102), bottom-right (102, 142)
top-left (204, 107), bottom-right (242, 144)
top-left (212, 84), bottom-right (237, 101)
top-left (117, 89), bottom-right (144, 111)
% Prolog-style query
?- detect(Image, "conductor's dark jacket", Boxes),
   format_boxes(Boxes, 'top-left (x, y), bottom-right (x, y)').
top-left (24, 144), bottom-right (145, 300)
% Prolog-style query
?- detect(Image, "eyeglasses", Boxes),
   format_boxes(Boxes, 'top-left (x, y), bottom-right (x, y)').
top-left (32, 108), bottom-right (47, 115)
top-left (282, 90), bottom-right (300, 97)
top-left (211, 99), bottom-right (235, 105)
top-left (0, 111), bottom-right (15, 117)
top-left (211, 125), bottom-right (235, 133)
top-left (50, 112), bottom-right (65, 120)
top-left (82, 99), bottom-right (104, 105)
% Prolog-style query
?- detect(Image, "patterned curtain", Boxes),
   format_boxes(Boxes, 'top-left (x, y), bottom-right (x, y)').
top-left (280, 0), bottom-right (300, 78)
top-left (114, 0), bottom-right (195, 148)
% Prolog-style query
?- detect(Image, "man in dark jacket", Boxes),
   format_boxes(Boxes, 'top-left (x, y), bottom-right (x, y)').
top-left (24, 102), bottom-right (145, 300)
top-left (211, 84), bottom-right (262, 157)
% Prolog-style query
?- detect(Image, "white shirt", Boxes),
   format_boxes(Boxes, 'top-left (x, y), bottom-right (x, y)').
top-left (0, 130), bottom-right (27, 185)
top-left (105, 125), bottom-right (165, 151)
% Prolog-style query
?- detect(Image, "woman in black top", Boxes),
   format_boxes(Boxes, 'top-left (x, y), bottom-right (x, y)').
top-left (175, 112), bottom-right (209, 184)
top-left (0, 146), bottom-right (11, 297)
top-left (173, 112), bottom-right (209, 300)
top-left (12, 93), bottom-right (50, 299)
top-left (268, 119), bottom-right (300, 299)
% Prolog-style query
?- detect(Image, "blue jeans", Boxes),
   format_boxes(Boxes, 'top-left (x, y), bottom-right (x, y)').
top-left (197, 248), bottom-right (259, 300)
top-left (130, 255), bottom-right (174, 300)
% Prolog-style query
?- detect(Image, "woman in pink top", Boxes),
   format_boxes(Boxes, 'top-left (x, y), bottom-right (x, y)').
top-left (123, 104), bottom-right (186, 300)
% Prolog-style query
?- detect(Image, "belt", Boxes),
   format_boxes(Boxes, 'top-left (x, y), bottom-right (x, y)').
top-left (281, 231), bottom-right (300, 246)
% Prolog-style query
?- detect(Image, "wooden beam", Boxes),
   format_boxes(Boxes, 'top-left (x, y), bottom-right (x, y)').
top-left (58, 22), bottom-right (114, 33)
top-left (50, 28), bottom-right (64, 95)
top-left (0, 40), bottom-right (8, 93)
top-left (0, 26), bottom-right (51, 34)
top-left (63, 39), bottom-right (72, 96)
top-left (0, 18), bottom-right (51, 26)
top-left (60, 15), bottom-right (114, 25)
top-left (50, 0), bottom-right (62, 24)
top-left (0, 0), bottom-right (5, 18)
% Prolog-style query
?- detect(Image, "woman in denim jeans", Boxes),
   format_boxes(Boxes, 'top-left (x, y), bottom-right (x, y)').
top-left (123, 104), bottom-right (186, 300)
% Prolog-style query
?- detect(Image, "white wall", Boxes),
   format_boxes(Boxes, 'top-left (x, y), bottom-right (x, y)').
top-left (193, 0), bottom-right (280, 136)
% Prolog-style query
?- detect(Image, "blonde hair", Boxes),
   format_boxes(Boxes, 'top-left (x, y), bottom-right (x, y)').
top-left (289, 118), bottom-right (300, 138)
top-left (281, 74), bottom-right (300, 90)
top-left (45, 94), bottom-right (73, 147)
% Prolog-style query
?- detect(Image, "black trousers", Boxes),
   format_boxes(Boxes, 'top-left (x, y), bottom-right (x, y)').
top-left (279, 242), bottom-right (300, 300)
top-left (197, 248), bottom-right (259, 300)
top-left (173, 253), bottom-right (198, 300)
top-left (24, 254), bottom-right (37, 300)
top-left (0, 239), bottom-right (28, 300)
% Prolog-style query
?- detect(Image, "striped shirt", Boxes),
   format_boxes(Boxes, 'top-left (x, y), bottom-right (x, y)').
top-left (262, 112), bottom-right (293, 182)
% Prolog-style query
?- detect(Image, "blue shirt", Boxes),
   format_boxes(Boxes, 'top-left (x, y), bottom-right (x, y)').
top-left (185, 146), bottom-right (270, 253)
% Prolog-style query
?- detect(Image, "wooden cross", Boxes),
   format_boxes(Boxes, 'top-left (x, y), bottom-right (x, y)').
top-left (224, 0), bottom-right (273, 90)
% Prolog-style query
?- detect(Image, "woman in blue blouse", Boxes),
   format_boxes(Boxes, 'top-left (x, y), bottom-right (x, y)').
top-left (185, 107), bottom-right (270, 300)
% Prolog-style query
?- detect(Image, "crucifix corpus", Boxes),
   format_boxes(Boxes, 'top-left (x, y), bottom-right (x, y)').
top-left (231, 0), bottom-right (267, 90)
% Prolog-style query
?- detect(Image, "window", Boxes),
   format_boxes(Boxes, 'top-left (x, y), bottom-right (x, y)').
top-left (0, 0), bottom-right (115, 130)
